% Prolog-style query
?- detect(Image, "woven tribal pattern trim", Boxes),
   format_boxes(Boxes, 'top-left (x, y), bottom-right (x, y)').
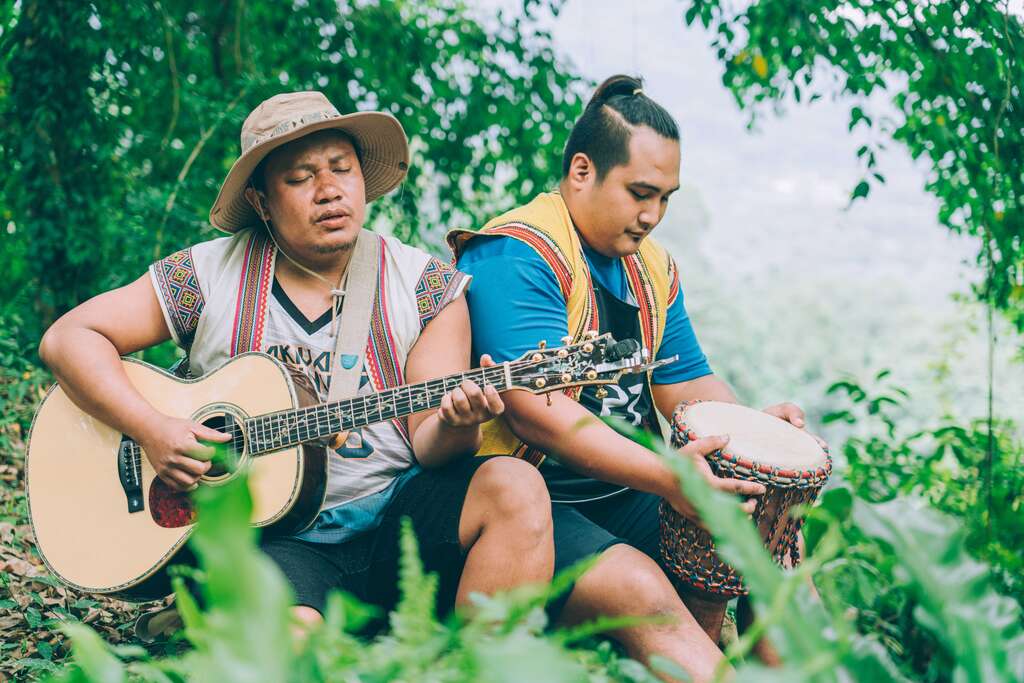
top-left (481, 222), bottom-right (597, 401)
top-left (563, 262), bottom-right (599, 403)
top-left (230, 231), bottom-right (276, 356)
top-left (667, 257), bottom-right (680, 307)
top-left (486, 222), bottom-right (574, 300)
top-left (623, 253), bottom-right (659, 355)
top-left (151, 248), bottom-right (205, 348)
top-left (415, 258), bottom-right (467, 330)
top-left (577, 257), bottom-right (600, 338)
top-left (363, 238), bottom-right (411, 447)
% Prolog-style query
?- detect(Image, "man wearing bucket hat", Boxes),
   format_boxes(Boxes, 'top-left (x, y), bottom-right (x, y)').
top-left (39, 91), bottom-right (555, 626)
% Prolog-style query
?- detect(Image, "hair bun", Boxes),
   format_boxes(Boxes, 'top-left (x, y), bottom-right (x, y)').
top-left (588, 74), bottom-right (645, 109)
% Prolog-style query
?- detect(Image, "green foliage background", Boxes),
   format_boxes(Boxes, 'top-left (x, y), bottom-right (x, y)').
top-left (681, 0), bottom-right (1024, 333)
top-left (0, 0), bottom-right (583, 340)
top-left (1, 1), bottom-right (1022, 681)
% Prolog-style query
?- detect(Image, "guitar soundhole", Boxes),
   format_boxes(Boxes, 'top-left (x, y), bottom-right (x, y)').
top-left (149, 409), bottom-right (246, 529)
top-left (199, 413), bottom-right (244, 479)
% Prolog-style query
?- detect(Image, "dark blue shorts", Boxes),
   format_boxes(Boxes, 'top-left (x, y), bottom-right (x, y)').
top-left (549, 489), bottom-right (665, 614)
top-left (552, 489), bottom-right (663, 572)
top-left (260, 455), bottom-right (493, 618)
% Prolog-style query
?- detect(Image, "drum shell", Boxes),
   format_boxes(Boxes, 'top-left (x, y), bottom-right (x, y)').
top-left (659, 402), bottom-right (830, 598)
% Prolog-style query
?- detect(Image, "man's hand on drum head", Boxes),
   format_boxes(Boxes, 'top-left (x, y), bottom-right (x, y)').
top-left (762, 402), bottom-right (805, 428)
top-left (666, 435), bottom-right (766, 523)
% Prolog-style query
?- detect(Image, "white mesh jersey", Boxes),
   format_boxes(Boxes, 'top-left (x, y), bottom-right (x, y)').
top-left (259, 279), bottom-right (414, 508)
top-left (149, 228), bottom-right (469, 535)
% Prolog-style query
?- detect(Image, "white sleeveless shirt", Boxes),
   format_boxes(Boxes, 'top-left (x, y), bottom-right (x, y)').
top-left (149, 228), bottom-right (469, 541)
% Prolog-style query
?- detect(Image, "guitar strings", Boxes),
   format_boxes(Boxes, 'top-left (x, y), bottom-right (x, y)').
top-left (126, 354), bottom-right (584, 470)
top-left (246, 364), bottom-right (521, 452)
top-left (248, 357), bottom-right (548, 438)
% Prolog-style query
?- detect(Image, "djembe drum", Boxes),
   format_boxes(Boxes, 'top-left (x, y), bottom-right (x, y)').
top-left (659, 400), bottom-right (831, 640)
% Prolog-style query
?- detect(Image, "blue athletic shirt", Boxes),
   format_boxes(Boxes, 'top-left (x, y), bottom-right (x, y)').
top-left (457, 236), bottom-right (712, 384)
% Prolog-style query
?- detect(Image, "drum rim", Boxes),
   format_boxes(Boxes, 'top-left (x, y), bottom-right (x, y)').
top-left (671, 400), bottom-right (833, 485)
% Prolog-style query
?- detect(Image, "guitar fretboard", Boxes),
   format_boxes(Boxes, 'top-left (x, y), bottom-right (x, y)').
top-left (243, 363), bottom-right (519, 455)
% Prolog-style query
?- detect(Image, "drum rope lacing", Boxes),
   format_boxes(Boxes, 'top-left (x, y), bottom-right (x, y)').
top-left (659, 401), bottom-right (832, 597)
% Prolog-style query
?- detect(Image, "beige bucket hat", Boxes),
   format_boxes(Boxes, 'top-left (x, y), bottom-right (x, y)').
top-left (209, 90), bottom-right (410, 233)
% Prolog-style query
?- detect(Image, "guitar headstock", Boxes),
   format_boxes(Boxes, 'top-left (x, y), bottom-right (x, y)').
top-left (506, 332), bottom-right (675, 394)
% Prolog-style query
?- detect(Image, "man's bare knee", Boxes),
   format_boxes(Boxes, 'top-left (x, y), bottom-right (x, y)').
top-left (466, 457), bottom-right (551, 533)
top-left (292, 605), bottom-right (323, 627)
top-left (564, 544), bottom-right (684, 626)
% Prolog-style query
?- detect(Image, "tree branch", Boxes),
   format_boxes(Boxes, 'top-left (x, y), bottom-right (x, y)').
top-left (153, 86), bottom-right (249, 258)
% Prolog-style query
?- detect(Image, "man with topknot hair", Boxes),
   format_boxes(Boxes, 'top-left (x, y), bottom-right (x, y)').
top-left (451, 75), bottom-right (806, 681)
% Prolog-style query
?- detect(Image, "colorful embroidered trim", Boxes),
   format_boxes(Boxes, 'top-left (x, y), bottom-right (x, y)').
top-left (667, 257), bottom-right (680, 307)
top-left (362, 238), bottom-right (411, 446)
top-left (576, 257), bottom-right (600, 339)
top-left (415, 258), bottom-right (467, 330)
top-left (486, 223), bottom-right (598, 400)
top-left (513, 441), bottom-right (546, 467)
top-left (151, 248), bottom-right (205, 348)
top-left (623, 253), bottom-right (659, 355)
top-left (230, 231), bottom-right (276, 355)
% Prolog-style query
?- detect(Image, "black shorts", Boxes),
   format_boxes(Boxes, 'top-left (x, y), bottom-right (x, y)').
top-left (260, 455), bottom-right (492, 618)
top-left (551, 489), bottom-right (663, 576)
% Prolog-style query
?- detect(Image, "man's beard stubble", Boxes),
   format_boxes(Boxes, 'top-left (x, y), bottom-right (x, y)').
top-left (312, 240), bottom-right (355, 255)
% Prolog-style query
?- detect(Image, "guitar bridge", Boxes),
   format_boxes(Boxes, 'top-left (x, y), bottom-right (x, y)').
top-left (118, 435), bottom-right (144, 513)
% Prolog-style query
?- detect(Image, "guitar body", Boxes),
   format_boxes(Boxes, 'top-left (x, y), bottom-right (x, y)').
top-left (25, 333), bottom-right (657, 602)
top-left (26, 353), bottom-right (327, 601)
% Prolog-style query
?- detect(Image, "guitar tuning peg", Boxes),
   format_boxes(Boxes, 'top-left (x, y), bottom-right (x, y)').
top-left (560, 335), bottom-right (573, 345)
top-left (537, 340), bottom-right (547, 349)
top-left (595, 386), bottom-right (608, 399)
top-left (585, 330), bottom-right (599, 340)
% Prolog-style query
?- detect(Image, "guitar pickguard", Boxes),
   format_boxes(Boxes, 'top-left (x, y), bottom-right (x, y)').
top-left (149, 478), bottom-right (196, 528)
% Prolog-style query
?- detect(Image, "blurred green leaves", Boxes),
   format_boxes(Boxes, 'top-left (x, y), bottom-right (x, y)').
top-left (48, 471), bottom-right (658, 682)
top-left (614, 414), bottom-right (1023, 682)
top-left (172, 477), bottom-right (295, 683)
top-left (1, 0), bottom-right (585, 338)
top-left (853, 497), bottom-right (1024, 683)
top-left (683, 0), bottom-right (1024, 333)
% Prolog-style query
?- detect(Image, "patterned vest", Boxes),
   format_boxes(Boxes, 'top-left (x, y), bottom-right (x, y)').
top-left (447, 191), bottom-right (677, 464)
top-left (150, 228), bottom-right (466, 446)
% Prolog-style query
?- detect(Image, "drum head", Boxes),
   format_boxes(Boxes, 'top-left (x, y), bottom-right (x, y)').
top-left (680, 401), bottom-right (826, 472)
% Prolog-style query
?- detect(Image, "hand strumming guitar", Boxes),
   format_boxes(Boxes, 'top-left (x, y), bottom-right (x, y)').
top-left (136, 416), bottom-right (232, 492)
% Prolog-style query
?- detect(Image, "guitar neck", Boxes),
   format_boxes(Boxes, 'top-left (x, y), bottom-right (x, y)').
top-left (243, 364), bottom-right (515, 455)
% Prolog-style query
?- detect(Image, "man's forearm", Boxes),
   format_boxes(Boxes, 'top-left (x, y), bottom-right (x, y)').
top-left (410, 414), bottom-right (481, 468)
top-left (503, 391), bottom-right (677, 497)
top-left (39, 325), bottom-right (163, 441)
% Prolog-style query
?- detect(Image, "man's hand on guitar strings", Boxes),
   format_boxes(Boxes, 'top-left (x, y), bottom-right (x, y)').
top-left (437, 354), bottom-right (505, 429)
top-left (137, 416), bottom-right (232, 492)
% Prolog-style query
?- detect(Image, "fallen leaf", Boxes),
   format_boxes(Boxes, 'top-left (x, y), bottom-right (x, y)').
top-left (0, 556), bottom-right (41, 577)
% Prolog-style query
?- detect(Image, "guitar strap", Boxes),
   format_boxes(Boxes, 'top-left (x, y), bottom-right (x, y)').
top-left (137, 232), bottom-right (378, 639)
top-left (327, 229), bottom-right (380, 404)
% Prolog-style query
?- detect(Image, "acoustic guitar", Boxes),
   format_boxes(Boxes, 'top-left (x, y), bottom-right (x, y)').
top-left (26, 334), bottom-right (669, 600)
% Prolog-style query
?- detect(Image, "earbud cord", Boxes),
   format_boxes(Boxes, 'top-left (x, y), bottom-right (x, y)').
top-left (254, 191), bottom-right (347, 337)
